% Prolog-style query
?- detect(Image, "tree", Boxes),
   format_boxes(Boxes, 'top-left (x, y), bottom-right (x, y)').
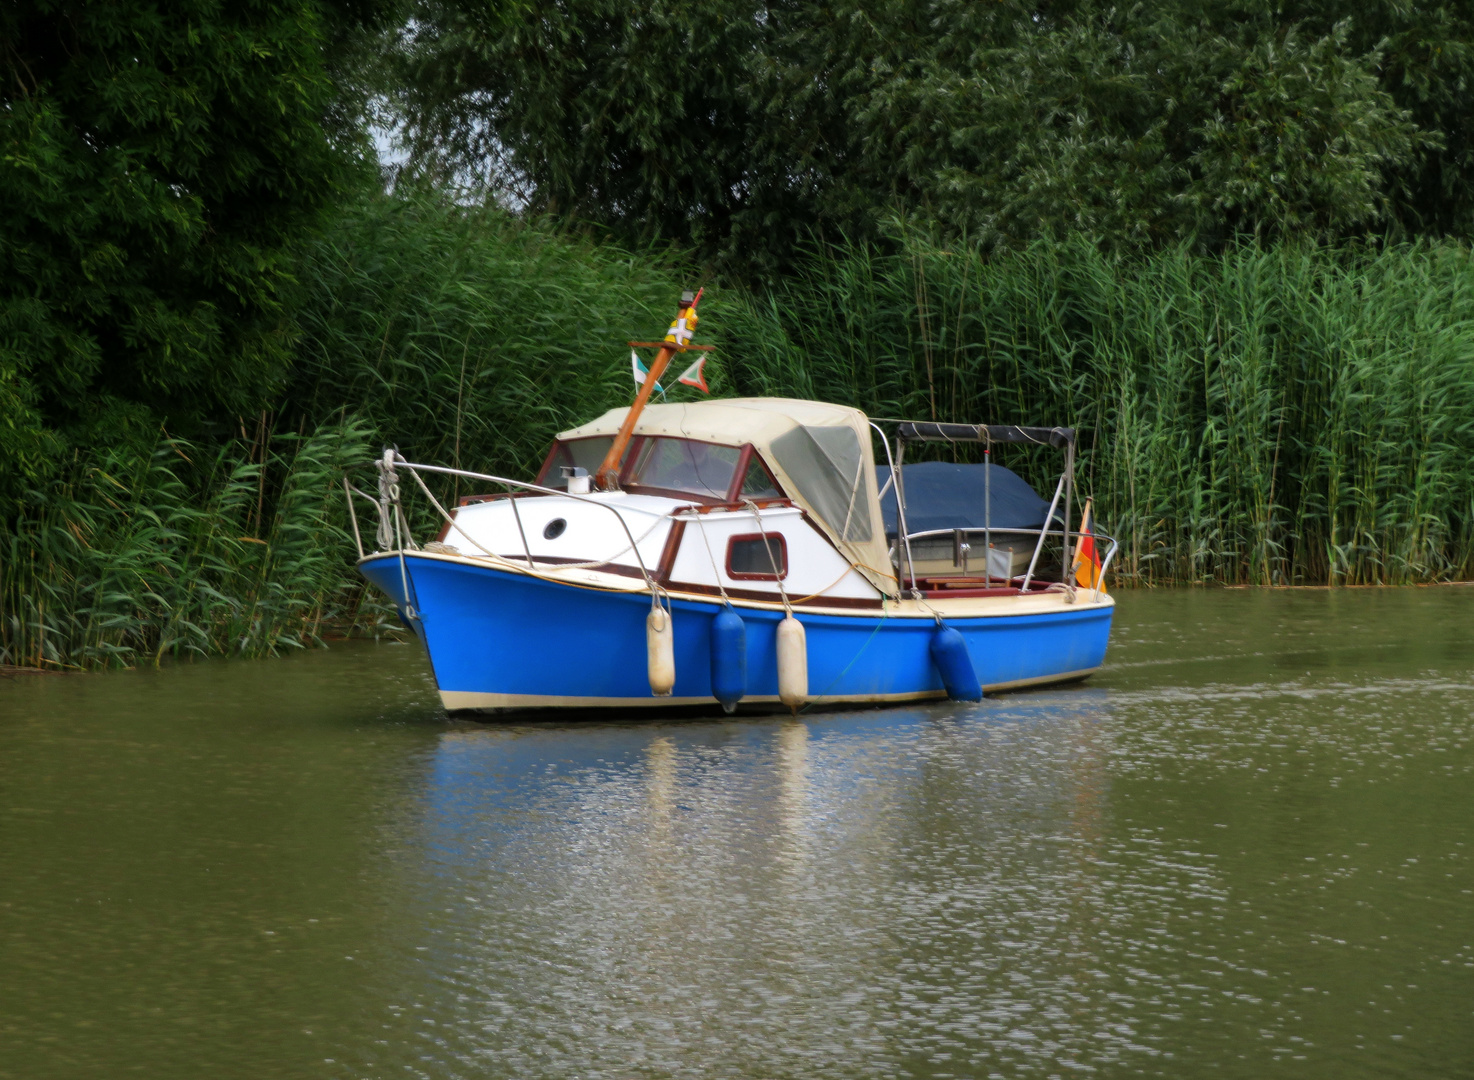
top-left (0, 0), bottom-right (391, 509)
top-left (387, 0), bottom-right (1463, 270)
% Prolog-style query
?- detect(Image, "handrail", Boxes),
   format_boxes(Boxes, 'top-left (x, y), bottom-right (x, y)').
top-left (388, 457), bottom-right (661, 587)
top-left (899, 525), bottom-right (1118, 545)
top-left (896, 524), bottom-right (1119, 597)
top-left (1095, 536), bottom-right (1120, 601)
top-left (345, 454), bottom-right (1120, 601)
top-left (342, 456), bottom-right (672, 597)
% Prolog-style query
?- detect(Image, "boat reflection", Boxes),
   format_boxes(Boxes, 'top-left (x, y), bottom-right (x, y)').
top-left (377, 692), bottom-right (1134, 1076)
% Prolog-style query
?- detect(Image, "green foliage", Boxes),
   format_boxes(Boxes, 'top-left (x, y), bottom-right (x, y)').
top-left (723, 233), bottom-right (1474, 585)
top-left (386, 0), bottom-right (770, 258)
top-left (1, 193), bottom-right (708, 670)
top-left (385, 0), bottom-right (1471, 271)
top-left (0, 0), bottom-right (391, 511)
top-left (0, 420), bottom-right (384, 669)
top-left (287, 192), bottom-right (714, 485)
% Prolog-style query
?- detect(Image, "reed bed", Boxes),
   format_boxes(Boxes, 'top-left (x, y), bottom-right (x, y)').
top-left (6, 197), bottom-right (1472, 670)
top-left (290, 195), bottom-right (708, 493)
top-left (723, 236), bottom-right (1474, 586)
top-left (0, 421), bottom-right (388, 670)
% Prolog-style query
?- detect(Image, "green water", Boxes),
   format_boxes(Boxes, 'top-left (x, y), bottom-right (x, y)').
top-left (2, 590), bottom-right (1471, 1079)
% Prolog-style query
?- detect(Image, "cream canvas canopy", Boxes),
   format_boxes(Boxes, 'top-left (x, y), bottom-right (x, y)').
top-left (558, 398), bottom-right (899, 596)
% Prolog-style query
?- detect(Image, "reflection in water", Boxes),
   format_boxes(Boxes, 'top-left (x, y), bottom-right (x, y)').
top-left (3, 589), bottom-right (1473, 1080)
top-left (775, 719), bottom-right (810, 863)
top-left (370, 694), bottom-right (1140, 1078)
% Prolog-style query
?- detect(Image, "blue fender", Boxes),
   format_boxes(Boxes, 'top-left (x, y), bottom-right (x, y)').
top-left (710, 606), bottom-right (747, 711)
top-left (930, 624), bottom-right (982, 702)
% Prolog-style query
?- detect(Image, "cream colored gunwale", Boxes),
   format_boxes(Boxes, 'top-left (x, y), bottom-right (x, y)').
top-left (438, 667), bottom-right (1100, 712)
top-left (360, 549), bottom-right (1115, 620)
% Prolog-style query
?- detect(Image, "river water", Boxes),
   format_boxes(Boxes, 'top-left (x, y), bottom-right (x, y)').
top-left (2, 589), bottom-right (1471, 1079)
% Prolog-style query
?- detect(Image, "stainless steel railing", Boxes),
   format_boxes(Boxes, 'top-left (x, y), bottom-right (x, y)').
top-left (896, 524), bottom-right (1119, 601)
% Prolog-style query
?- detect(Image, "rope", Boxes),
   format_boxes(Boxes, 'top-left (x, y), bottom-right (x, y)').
top-left (743, 499), bottom-right (793, 617)
top-left (690, 514), bottom-right (733, 606)
top-left (800, 599), bottom-right (891, 713)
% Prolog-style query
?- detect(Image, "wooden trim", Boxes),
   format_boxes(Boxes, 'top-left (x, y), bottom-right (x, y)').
top-left (671, 497), bottom-right (794, 516)
top-left (617, 435), bottom-right (645, 486)
top-left (665, 579), bottom-right (883, 609)
top-left (725, 444), bottom-right (755, 503)
top-left (921, 586), bottom-right (1022, 598)
top-left (622, 483), bottom-right (728, 504)
top-left (533, 440), bottom-right (564, 486)
top-left (654, 519), bottom-right (686, 585)
top-left (726, 532), bottom-right (788, 580)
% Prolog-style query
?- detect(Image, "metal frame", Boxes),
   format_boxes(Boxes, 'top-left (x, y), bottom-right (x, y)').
top-left (883, 420), bottom-right (1081, 592)
top-left (356, 453), bottom-right (669, 592)
top-left (348, 423), bottom-right (1113, 605)
top-left (899, 525), bottom-right (1118, 598)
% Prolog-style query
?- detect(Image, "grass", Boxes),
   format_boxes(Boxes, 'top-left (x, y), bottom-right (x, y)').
top-left (0, 421), bottom-right (389, 669)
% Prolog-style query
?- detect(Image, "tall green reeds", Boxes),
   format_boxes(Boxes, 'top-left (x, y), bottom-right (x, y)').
top-left (290, 195), bottom-right (705, 489)
top-left (6, 196), bottom-right (1472, 672)
top-left (0, 421), bottom-right (384, 669)
top-left (1, 196), bottom-right (702, 671)
top-left (722, 236), bottom-right (1474, 586)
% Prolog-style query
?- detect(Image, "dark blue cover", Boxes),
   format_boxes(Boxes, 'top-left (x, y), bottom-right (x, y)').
top-left (877, 461), bottom-right (1055, 536)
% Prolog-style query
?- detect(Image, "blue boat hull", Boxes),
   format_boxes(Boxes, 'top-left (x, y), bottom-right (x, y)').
top-left (360, 554), bottom-right (1113, 711)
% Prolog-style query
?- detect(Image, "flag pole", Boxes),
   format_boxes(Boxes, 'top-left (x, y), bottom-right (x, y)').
top-left (594, 289), bottom-right (702, 491)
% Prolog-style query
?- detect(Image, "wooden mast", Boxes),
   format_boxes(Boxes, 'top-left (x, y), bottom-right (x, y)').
top-left (594, 289), bottom-right (704, 491)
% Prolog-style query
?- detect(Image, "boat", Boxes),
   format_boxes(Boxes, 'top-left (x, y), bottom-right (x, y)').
top-left (347, 292), bottom-right (1117, 714)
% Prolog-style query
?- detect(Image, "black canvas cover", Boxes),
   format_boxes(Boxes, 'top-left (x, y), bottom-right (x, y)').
top-left (877, 461), bottom-right (1056, 536)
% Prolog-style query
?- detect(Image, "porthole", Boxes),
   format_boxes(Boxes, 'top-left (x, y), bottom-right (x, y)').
top-left (543, 518), bottom-right (567, 540)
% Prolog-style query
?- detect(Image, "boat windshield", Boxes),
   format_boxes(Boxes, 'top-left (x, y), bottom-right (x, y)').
top-left (538, 436), bottom-right (757, 501)
top-left (627, 437), bottom-right (741, 499)
top-left (538, 437), bottom-right (624, 489)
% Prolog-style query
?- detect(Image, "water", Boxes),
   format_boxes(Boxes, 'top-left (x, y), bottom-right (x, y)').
top-left (2, 589), bottom-right (1472, 1079)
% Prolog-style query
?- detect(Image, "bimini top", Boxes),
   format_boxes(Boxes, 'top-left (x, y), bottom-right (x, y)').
top-left (877, 461), bottom-right (1059, 536)
top-left (559, 398), bottom-right (898, 595)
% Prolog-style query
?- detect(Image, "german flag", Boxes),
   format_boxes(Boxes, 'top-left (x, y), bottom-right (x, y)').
top-left (1073, 498), bottom-right (1106, 592)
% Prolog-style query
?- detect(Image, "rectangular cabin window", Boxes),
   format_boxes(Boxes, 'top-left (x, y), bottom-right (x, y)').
top-left (627, 438), bottom-right (741, 500)
top-left (726, 533), bottom-right (788, 580)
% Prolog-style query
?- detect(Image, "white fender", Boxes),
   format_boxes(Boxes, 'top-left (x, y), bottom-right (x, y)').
top-left (776, 615), bottom-right (808, 712)
top-left (647, 605), bottom-right (675, 696)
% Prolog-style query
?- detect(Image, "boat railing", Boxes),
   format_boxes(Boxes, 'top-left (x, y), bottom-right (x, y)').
top-left (343, 452), bottom-right (672, 597)
top-left (344, 451), bottom-right (1118, 604)
top-left (897, 525), bottom-right (1119, 602)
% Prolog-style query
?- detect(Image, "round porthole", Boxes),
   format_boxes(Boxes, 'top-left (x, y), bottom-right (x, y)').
top-left (543, 518), bottom-right (567, 540)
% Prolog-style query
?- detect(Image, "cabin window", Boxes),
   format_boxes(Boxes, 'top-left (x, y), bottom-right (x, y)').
top-left (538, 437), bottom-right (624, 488)
top-left (627, 438), bottom-right (741, 500)
top-left (738, 455), bottom-right (782, 499)
top-left (726, 533), bottom-right (788, 580)
top-left (769, 424), bottom-right (873, 541)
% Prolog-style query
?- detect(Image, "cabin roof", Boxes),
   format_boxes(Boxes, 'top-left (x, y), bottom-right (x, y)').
top-left (556, 397), bottom-right (868, 444)
top-left (559, 398), bottom-right (898, 596)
